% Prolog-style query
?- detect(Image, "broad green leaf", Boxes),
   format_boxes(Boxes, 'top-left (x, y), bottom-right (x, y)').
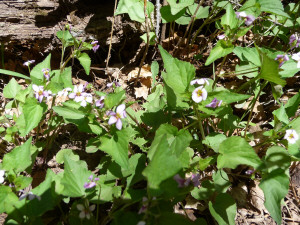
top-left (14, 176), bottom-right (33, 191)
top-left (99, 128), bottom-right (130, 169)
top-left (191, 180), bottom-right (215, 200)
top-left (265, 146), bottom-right (291, 174)
top-left (57, 30), bottom-right (73, 46)
top-left (61, 156), bottom-right (90, 197)
top-left (3, 137), bottom-right (32, 173)
top-left (221, 3), bottom-right (239, 29)
top-left (280, 60), bottom-right (300, 78)
top-left (285, 93), bottom-right (300, 118)
top-left (205, 40), bottom-right (234, 66)
top-left (258, 50), bottom-right (286, 86)
top-left (30, 54), bottom-right (51, 84)
top-left (0, 186), bottom-right (18, 213)
top-left (167, 0), bottom-right (194, 15)
top-left (0, 69), bottom-right (30, 80)
top-left (202, 133), bottom-right (227, 153)
top-left (208, 193), bottom-right (236, 225)
top-left (53, 106), bottom-right (86, 120)
top-left (148, 124), bottom-right (192, 160)
top-left (233, 47), bottom-right (261, 66)
top-left (23, 98), bottom-right (47, 135)
top-left (143, 135), bottom-right (182, 190)
top-left (199, 156), bottom-right (216, 171)
top-left (217, 136), bottom-right (261, 169)
top-left (21, 170), bottom-right (59, 217)
top-left (151, 60), bottom-right (159, 87)
top-left (3, 78), bottom-right (22, 99)
top-left (104, 90), bottom-right (126, 109)
top-left (115, 0), bottom-right (139, 15)
top-left (159, 45), bottom-right (195, 94)
top-left (259, 0), bottom-right (290, 18)
top-left (46, 81), bottom-right (64, 94)
top-left (56, 149), bottom-right (80, 164)
top-left (140, 32), bottom-right (156, 45)
top-left (52, 67), bottom-right (73, 88)
top-left (161, 5), bottom-right (185, 23)
top-left (273, 105), bottom-right (289, 124)
top-left (77, 52), bottom-right (91, 75)
top-left (259, 169), bottom-right (289, 224)
top-left (213, 170), bottom-right (230, 193)
top-left (235, 61), bottom-right (258, 79)
top-left (143, 84), bottom-right (165, 112)
top-left (126, 154), bottom-right (147, 187)
top-left (239, 0), bottom-right (261, 17)
top-left (15, 87), bottom-right (31, 103)
top-left (90, 184), bottom-right (122, 204)
top-left (188, 4), bottom-right (209, 19)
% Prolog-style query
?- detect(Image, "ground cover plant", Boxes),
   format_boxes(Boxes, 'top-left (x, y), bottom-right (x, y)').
top-left (0, 0), bottom-right (300, 224)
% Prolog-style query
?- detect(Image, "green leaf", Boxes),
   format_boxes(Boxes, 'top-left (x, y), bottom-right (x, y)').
top-left (191, 180), bottom-right (215, 200)
top-left (115, 0), bottom-right (154, 23)
top-left (14, 176), bottom-right (33, 191)
top-left (0, 186), bottom-right (18, 213)
top-left (167, 0), bottom-right (194, 15)
top-left (208, 193), bottom-right (237, 225)
top-left (61, 156), bottom-right (90, 197)
top-left (285, 93), bottom-right (300, 118)
top-left (205, 40), bottom-right (234, 66)
top-left (213, 170), bottom-right (231, 193)
top-left (161, 5), bottom-right (185, 23)
top-left (258, 50), bottom-right (286, 86)
top-left (202, 133), bottom-right (227, 153)
top-left (3, 78), bottom-right (22, 99)
top-left (233, 47), bottom-right (261, 66)
top-left (143, 135), bottom-right (182, 190)
top-left (280, 60), bottom-right (300, 78)
top-left (259, 0), bottom-right (290, 18)
top-left (56, 149), bottom-right (80, 164)
top-left (217, 136), bottom-right (261, 169)
top-left (265, 146), bottom-right (291, 174)
top-left (199, 156), bottom-right (216, 171)
top-left (77, 52), bottom-right (91, 75)
top-left (3, 137), bottom-right (32, 173)
top-left (53, 106), bottom-right (86, 120)
top-left (99, 128), bottom-right (130, 169)
top-left (0, 69), bottom-right (30, 80)
top-left (188, 4), bottom-right (209, 19)
top-left (140, 32), bottom-right (156, 45)
top-left (239, 0), bottom-right (261, 17)
top-left (15, 87), bottom-right (31, 103)
top-left (104, 90), bottom-right (126, 109)
top-left (151, 61), bottom-right (159, 87)
top-left (159, 45), bottom-right (195, 94)
top-left (259, 169), bottom-right (289, 224)
top-left (30, 54), bottom-right (51, 84)
top-left (148, 124), bottom-right (192, 160)
top-left (23, 98), bottom-right (47, 135)
top-left (221, 3), bottom-right (239, 29)
top-left (57, 30), bottom-right (73, 45)
top-left (273, 105), bottom-right (289, 124)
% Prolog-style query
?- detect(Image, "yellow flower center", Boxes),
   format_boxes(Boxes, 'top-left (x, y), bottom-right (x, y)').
top-left (289, 133), bottom-right (294, 139)
top-left (38, 90), bottom-right (43, 96)
top-left (116, 113), bottom-right (121, 119)
top-left (76, 92), bottom-right (81, 96)
top-left (197, 89), bottom-right (203, 97)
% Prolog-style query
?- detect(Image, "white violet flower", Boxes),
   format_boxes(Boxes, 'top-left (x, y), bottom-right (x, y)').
top-left (192, 86), bottom-right (207, 103)
top-left (77, 204), bottom-right (95, 220)
top-left (291, 52), bottom-right (300, 68)
top-left (284, 129), bottom-right (299, 144)
top-left (0, 170), bottom-right (5, 184)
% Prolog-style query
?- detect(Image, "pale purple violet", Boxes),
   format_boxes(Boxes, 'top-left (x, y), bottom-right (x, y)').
top-left (217, 34), bottom-right (226, 40)
top-left (236, 11), bottom-right (255, 25)
top-left (138, 197), bottom-right (148, 214)
top-left (32, 84), bottom-right (51, 103)
top-left (96, 96), bottom-right (105, 108)
top-left (84, 175), bottom-right (99, 189)
top-left (107, 81), bottom-right (121, 88)
top-left (91, 40), bottom-right (100, 53)
top-left (19, 190), bottom-right (41, 201)
top-left (289, 34), bottom-right (300, 49)
top-left (42, 68), bottom-right (50, 81)
top-left (174, 174), bottom-right (200, 188)
top-left (205, 98), bottom-right (222, 108)
top-left (77, 204), bottom-right (95, 219)
top-left (79, 93), bottom-right (93, 107)
top-left (69, 84), bottom-right (85, 102)
top-left (275, 54), bottom-right (289, 67)
top-left (190, 78), bottom-right (209, 86)
top-left (108, 104), bottom-right (127, 130)
top-left (57, 88), bottom-right (72, 97)
top-left (23, 60), bottom-right (35, 67)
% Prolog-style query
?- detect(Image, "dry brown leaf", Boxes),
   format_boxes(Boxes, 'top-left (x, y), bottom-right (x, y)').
top-left (134, 85), bottom-right (149, 100)
top-left (128, 65), bottom-right (152, 88)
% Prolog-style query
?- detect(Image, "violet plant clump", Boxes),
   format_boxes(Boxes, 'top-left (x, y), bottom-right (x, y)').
top-left (1, 1), bottom-right (300, 225)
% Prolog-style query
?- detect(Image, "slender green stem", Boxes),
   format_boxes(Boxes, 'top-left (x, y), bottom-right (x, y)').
top-left (193, 103), bottom-right (205, 140)
top-left (244, 80), bottom-right (268, 137)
